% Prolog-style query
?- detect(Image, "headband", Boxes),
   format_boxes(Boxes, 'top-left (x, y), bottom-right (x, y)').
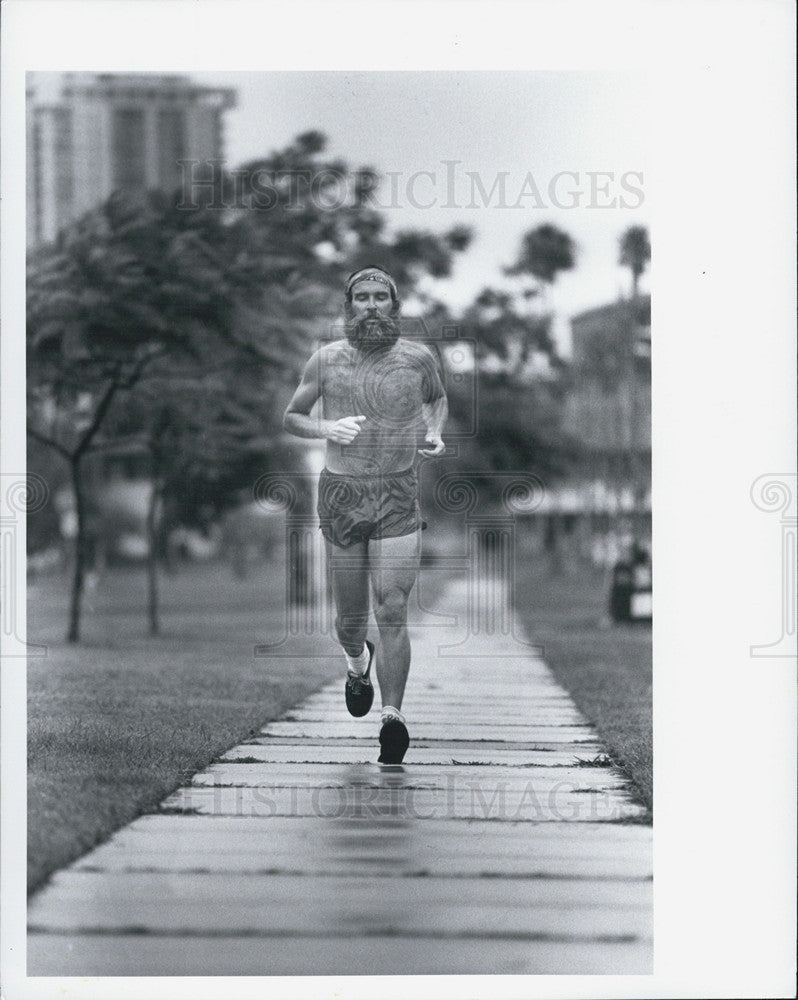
top-left (345, 267), bottom-right (398, 299)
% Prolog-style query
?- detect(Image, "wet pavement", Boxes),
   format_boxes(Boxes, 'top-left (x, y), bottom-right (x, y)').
top-left (28, 578), bottom-right (652, 975)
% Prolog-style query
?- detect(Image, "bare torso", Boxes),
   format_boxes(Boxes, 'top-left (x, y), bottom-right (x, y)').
top-left (319, 339), bottom-right (441, 475)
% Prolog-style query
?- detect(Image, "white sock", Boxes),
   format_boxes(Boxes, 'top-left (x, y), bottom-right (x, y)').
top-left (345, 645), bottom-right (369, 676)
top-left (381, 706), bottom-right (405, 726)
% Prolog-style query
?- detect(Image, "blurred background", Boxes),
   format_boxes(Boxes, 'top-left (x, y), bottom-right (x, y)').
top-left (26, 71), bottom-right (651, 641)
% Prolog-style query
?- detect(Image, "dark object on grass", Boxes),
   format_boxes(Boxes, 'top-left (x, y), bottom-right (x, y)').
top-left (609, 545), bottom-right (652, 623)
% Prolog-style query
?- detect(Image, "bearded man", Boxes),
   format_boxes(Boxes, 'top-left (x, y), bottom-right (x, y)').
top-left (283, 266), bottom-right (447, 763)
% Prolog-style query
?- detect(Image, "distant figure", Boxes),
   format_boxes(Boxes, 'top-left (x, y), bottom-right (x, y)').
top-left (283, 266), bottom-right (447, 763)
top-left (609, 543), bottom-right (652, 623)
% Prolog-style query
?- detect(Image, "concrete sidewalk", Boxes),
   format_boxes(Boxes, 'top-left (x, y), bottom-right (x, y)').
top-left (28, 577), bottom-right (652, 976)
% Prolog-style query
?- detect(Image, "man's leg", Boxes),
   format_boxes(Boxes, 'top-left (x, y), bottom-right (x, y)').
top-left (325, 538), bottom-right (370, 656)
top-left (369, 530), bottom-right (421, 710)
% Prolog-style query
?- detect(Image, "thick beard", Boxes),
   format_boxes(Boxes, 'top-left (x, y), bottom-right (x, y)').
top-left (345, 314), bottom-right (400, 349)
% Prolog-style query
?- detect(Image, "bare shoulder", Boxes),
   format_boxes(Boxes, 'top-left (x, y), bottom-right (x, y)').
top-left (304, 340), bottom-right (350, 374)
top-left (317, 339), bottom-right (353, 364)
top-left (320, 338), bottom-right (349, 355)
top-left (398, 337), bottom-right (433, 354)
top-left (395, 338), bottom-right (439, 362)
top-left (396, 338), bottom-right (445, 375)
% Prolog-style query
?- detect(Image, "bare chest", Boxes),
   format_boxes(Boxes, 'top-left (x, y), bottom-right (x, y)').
top-left (322, 350), bottom-right (425, 425)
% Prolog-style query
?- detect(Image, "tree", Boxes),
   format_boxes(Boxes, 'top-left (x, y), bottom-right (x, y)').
top-left (439, 280), bottom-right (576, 500)
top-left (104, 283), bottom-right (332, 632)
top-left (225, 131), bottom-right (472, 307)
top-left (492, 223), bottom-right (577, 378)
top-left (618, 225), bottom-right (650, 300)
top-left (505, 223), bottom-right (577, 304)
top-left (27, 433), bottom-right (70, 559)
top-left (448, 372), bottom-right (574, 482)
top-left (460, 286), bottom-right (557, 377)
top-left (433, 226), bottom-right (578, 572)
top-left (102, 348), bottom-right (271, 633)
top-left (27, 189), bottom-right (259, 642)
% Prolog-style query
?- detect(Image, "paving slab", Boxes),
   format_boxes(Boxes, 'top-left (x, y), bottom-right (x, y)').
top-left (27, 933), bottom-right (653, 976)
top-left (245, 736), bottom-right (607, 753)
top-left (73, 813), bottom-right (654, 846)
top-left (193, 762), bottom-right (630, 787)
top-left (285, 707), bottom-right (589, 721)
top-left (29, 872), bottom-right (652, 934)
top-left (160, 786), bottom-right (639, 823)
top-left (27, 574), bottom-right (652, 976)
top-left (72, 842), bottom-right (651, 880)
top-left (220, 744), bottom-right (606, 766)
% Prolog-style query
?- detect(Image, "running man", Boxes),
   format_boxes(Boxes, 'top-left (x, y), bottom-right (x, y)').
top-left (283, 266), bottom-right (447, 763)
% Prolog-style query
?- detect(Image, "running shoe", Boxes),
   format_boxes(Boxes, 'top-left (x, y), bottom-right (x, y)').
top-left (344, 639), bottom-right (375, 717)
top-left (378, 717), bottom-right (410, 764)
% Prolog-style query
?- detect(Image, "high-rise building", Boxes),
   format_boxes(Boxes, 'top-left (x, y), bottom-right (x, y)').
top-left (26, 72), bottom-right (236, 246)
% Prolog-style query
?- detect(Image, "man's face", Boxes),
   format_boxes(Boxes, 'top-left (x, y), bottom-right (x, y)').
top-left (350, 279), bottom-right (393, 320)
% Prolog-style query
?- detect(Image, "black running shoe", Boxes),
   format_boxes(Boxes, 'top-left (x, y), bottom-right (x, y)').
top-left (378, 717), bottom-right (410, 764)
top-left (344, 639), bottom-right (375, 717)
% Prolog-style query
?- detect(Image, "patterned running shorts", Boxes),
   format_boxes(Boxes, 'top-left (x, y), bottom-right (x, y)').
top-left (317, 467), bottom-right (422, 548)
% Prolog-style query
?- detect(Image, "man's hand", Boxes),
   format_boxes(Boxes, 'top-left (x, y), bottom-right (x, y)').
top-left (420, 393), bottom-right (447, 457)
top-left (325, 415), bottom-right (367, 444)
top-left (418, 432), bottom-right (445, 457)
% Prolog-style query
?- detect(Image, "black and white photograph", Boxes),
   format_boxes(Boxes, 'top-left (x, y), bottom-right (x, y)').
top-left (1, 2), bottom-right (795, 998)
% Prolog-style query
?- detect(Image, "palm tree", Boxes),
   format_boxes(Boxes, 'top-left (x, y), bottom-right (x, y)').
top-left (619, 225), bottom-right (650, 300)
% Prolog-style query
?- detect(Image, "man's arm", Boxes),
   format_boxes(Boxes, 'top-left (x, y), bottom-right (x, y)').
top-left (419, 395), bottom-right (447, 456)
top-left (283, 350), bottom-right (366, 444)
top-left (418, 345), bottom-right (447, 456)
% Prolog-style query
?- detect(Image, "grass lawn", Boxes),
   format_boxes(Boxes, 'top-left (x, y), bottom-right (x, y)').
top-left (513, 554), bottom-right (652, 820)
top-left (26, 552), bottom-right (354, 894)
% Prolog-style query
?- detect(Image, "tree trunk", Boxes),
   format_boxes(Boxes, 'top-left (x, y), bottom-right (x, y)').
top-left (544, 514), bottom-right (562, 576)
top-left (67, 457), bottom-right (86, 643)
top-left (146, 477), bottom-right (162, 636)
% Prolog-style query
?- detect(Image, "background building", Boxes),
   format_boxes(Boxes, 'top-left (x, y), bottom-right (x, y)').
top-left (26, 72), bottom-right (236, 246)
top-left (494, 296), bottom-right (651, 570)
top-left (561, 294), bottom-right (652, 562)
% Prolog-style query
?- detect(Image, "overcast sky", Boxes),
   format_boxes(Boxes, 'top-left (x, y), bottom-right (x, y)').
top-left (193, 71), bottom-right (650, 352)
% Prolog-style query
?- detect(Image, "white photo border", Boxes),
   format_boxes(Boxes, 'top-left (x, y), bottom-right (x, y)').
top-left (2, 2), bottom-right (796, 998)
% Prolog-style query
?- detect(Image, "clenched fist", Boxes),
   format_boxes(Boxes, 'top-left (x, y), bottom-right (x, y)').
top-left (324, 415), bottom-right (367, 444)
top-left (418, 432), bottom-right (445, 457)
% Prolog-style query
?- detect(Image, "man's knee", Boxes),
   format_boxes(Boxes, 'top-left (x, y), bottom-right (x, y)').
top-left (335, 610), bottom-right (369, 646)
top-left (373, 588), bottom-right (410, 628)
